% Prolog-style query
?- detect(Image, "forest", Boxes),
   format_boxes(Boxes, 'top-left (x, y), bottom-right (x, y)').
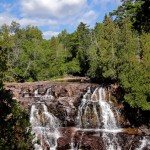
top-left (0, 0), bottom-right (150, 149)
top-left (0, 0), bottom-right (150, 112)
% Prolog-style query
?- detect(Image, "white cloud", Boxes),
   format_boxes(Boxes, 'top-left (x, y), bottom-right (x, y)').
top-left (0, 0), bottom-right (121, 39)
top-left (19, 0), bottom-right (99, 35)
top-left (78, 10), bottom-right (98, 26)
top-left (18, 18), bottom-right (57, 27)
top-left (21, 0), bottom-right (87, 19)
top-left (0, 12), bottom-right (59, 29)
top-left (0, 13), bottom-right (17, 26)
top-left (43, 31), bottom-right (60, 39)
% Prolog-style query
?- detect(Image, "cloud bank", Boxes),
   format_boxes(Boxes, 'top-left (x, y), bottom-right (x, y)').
top-left (21, 0), bottom-right (87, 18)
top-left (0, 0), bottom-right (121, 38)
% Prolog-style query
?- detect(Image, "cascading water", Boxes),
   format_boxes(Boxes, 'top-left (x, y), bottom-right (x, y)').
top-left (30, 103), bottom-right (60, 150)
top-left (98, 87), bottom-right (118, 129)
top-left (34, 89), bottom-right (39, 97)
top-left (44, 88), bottom-right (53, 99)
top-left (41, 88), bottom-right (54, 101)
top-left (77, 87), bottom-right (100, 129)
top-left (28, 85), bottom-right (150, 150)
top-left (75, 86), bottom-right (121, 150)
top-left (98, 87), bottom-right (121, 150)
top-left (136, 136), bottom-right (150, 150)
top-left (30, 88), bottom-right (60, 150)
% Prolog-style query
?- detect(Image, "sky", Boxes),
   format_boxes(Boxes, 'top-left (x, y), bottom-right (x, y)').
top-left (0, 0), bottom-right (121, 39)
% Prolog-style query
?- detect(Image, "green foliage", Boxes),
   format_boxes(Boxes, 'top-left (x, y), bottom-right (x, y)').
top-left (76, 22), bottom-right (91, 75)
top-left (0, 23), bottom-right (13, 80)
top-left (0, 82), bottom-right (32, 149)
top-left (110, 0), bottom-right (150, 33)
top-left (133, 0), bottom-right (150, 33)
top-left (0, 16), bottom-right (150, 110)
top-left (111, 0), bottom-right (143, 21)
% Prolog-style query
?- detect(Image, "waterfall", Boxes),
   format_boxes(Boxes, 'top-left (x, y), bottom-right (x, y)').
top-left (136, 136), bottom-right (150, 150)
top-left (75, 86), bottom-right (121, 150)
top-left (28, 85), bottom-right (150, 150)
top-left (34, 89), bottom-right (39, 97)
top-left (34, 88), bottom-right (54, 100)
top-left (77, 87), bottom-right (119, 129)
top-left (98, 87), bottom-right (117, 129)
top-left (98, 87), bottom-right (121, 150)
top-left (44, 88), bottom-right (54, 99)
top-left (30, 103), bottom-right (60, 150)
top-left (77, 87), bottom-right (100, 128)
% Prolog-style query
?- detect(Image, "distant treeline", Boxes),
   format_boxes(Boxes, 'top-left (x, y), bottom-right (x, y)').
top-left (0, 0), bottom-right (150, 110)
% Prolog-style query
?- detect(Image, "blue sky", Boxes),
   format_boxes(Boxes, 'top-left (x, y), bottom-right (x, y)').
top-left (0, 0), bottom-right (121, 39)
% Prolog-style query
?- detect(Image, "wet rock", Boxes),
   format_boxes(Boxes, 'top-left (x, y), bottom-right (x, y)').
top-left (4, 82), bottom-right (132, 128)
top-left (138, 125), bottom-right (150, 136)
top-left (4, 81), bottom-right (150, 150)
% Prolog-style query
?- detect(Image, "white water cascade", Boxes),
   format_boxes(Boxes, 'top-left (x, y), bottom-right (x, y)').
top-left (98, 87), bottom-right (118, 129)
top-left (34, 88), bottom-right (54, 100)
top-left (29, 86), bottom-right (150, 150)
top-left (30, 103), bottom-right (60, 150)
top-left (98, 87), bottom-right (121, 150)
top-left (75, 86), bottom-right (121, 150)
top-left (34, 89), bottom-right (39, 97)
top-left (136, 136), bottom-right (150, 150)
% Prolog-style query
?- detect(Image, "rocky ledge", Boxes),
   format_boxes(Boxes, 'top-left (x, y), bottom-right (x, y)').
top-left (4, 81), bottom-right (150, 149)
top-left (5, 81), bottom-right (129, 126)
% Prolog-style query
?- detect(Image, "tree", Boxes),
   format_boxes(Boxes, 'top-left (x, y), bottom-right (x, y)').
top-left (0, 23), bottom-right (14, 81)
top-left (87, 23), bottom-right (103, 81)
top-left (133, 0), bottom-right (150, 33)
top-left (88, 16), bottom-right (120, 82)
top-left (116, 17), bottom-right (150, 110)
top-left (9, 25), bottom-right (43, 81)
top-left (63, 32), bottom-right (81, 75)
top-left (110, 0), bottom-right (143, 22)
top-left (110, 0), bottom-right (150, 33)
top-left (101, 16), bottom-right (119, 80)
top-left (76, 22), bottom-right (91, 75)
top-left (0, 82), bottom-right (32, 149)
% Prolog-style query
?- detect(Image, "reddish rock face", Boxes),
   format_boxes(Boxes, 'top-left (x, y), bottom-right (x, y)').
top-left (57, 127), bottom-right (150, 150)
top-left (5, 81), bottom-right (128, 127)
top-left (5, 81), bottom-right (150, 150)
top-left (5, 81), bottom-right (97, 105)
top-left (5, 82), bottom-right (100, 125)
top-left (5, 81), bottom-right (149, 128)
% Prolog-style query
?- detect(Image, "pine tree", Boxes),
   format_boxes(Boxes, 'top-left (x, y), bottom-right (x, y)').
top-left (76, 22), bottom-right (91, 75)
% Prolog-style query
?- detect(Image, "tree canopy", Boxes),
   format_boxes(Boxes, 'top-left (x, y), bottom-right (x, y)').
top-left (0, 0), bottom-right (150, 111)
top-left (110, 0), bottom-right (150, 33)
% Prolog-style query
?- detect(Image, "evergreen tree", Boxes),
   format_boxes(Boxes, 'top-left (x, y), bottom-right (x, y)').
top-left (111, 0), bottom-right (150, 33)
top-left (101, 16), bottom-right (119, 80)
top-left (64, 32), bottom-right (81, 75)
top-left (134, 0), bottom-right (150, 33)
top-left (0, 82), bottom-right (32, 149)
top-left (76, 22), bottom-right (91, 75)
top-left (117, 18), bottom-right (150, 110)
top-left (87, 23), bottom-right (103, 81)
